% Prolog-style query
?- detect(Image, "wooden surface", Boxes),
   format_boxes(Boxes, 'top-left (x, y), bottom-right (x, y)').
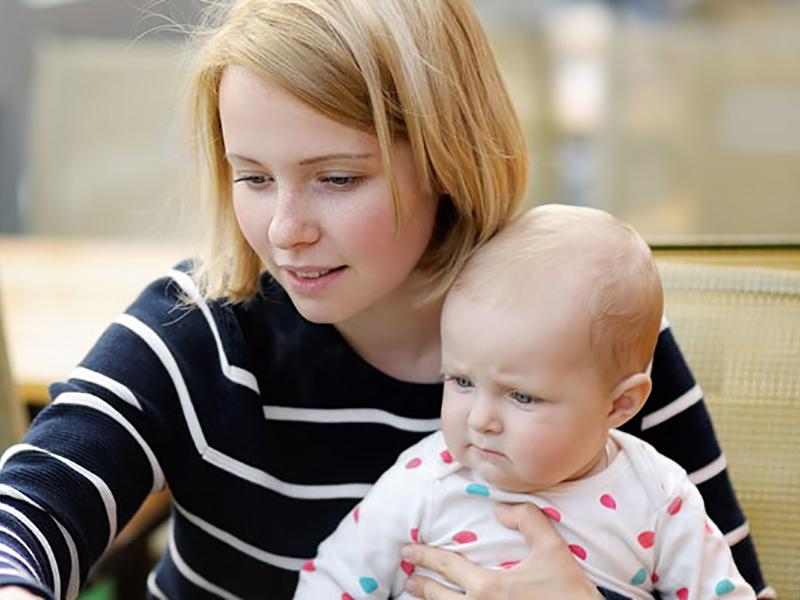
top-left (0, 236), bottom-right (192, 405)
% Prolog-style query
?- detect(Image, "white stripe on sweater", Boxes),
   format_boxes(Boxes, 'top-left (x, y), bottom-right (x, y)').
top-left (0, 543), bottom-right (40, 583)
top-left (1, 485), bottom-right (83, 600)
top-left (263, 406), bottom-right (441, 432)
top-left (725, 521), bottom-right (750, 546)
top-left (69, 367), bottom-right (142, 411)
top-left (0, 503), bottom-right (61, 599)
top-left (168, 525), bottom-right (242, 600)
top-left (173, 500), bottom-right (305, 572)
top-left (168, 269), bottom-right (259, 394)
top-left (147, 571), bottom-right (170, 599)
top-left (0, 445), bottom-right (117, 551)
top-left (0, 525), bottom-right (41, 577)
top-left (116, 313), bottom-right (372, 500)
top-left (641, 384), bottom-right (704, 430)
top-left (0, 566), bottom-right (33, 580)
top-left (52, 392), bottom-right (165, 492)
top-left (689, 453), bottom-right (727, 485)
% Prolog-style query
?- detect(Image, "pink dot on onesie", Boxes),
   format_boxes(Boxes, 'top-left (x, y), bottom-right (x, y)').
top-left (440, 449), bottom-right (453, 463)
top-left (637, 531), bottom-right (655, 548)
top-left (342, 594), bottom-right (354, 600)
top-left (452, 531), bottom-right (478, 544)
top-left (301, 559), bottom-right (315, 572)
top-left (668, 497), bottom-right (683, 515)
top-left (541, 507), bottom-right (561, 522)
top-left (410, 528), bottom-right (420, 542)
top-left (651, 573), bottom-right (660, 584)
top-left (401, 560), bottom-right (415, 576)
top-left (568, 545), bottom-right (587, 560)
top-left (406, 457), bottom-right (422, 469)
top-left (599, 494), bottom-right (617, 509)
top-left (353, 505), bottom-right (360, 523)
top-left (676, 587), bottom-right (689, 600)
top-left (499, 561), bottom-right (520, 569)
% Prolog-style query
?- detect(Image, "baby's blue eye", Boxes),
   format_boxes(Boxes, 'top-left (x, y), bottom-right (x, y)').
top-left (511, 391), bottom-right (534, 405)
top-left (450, 376), bottom-right (473, 389)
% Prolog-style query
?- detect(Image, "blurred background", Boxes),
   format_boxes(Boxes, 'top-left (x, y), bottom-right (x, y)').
top-left (0, 0), bottom-right (798, 242)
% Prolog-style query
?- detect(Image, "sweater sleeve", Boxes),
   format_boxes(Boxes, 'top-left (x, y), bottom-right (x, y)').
top-left (0, 267), bottom-right (202, 599)
top-left (619, 322), bottom-right (769, 597)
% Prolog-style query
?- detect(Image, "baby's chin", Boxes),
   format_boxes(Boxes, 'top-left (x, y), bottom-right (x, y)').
top-left (470, 463), bottom-right (550, 494)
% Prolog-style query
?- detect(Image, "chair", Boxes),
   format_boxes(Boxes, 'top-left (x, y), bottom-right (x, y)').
top-left (655, 256), bottom-right (800, 598)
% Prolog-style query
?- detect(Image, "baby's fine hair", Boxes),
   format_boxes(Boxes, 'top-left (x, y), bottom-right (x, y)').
top-left (184, 0), bottom-right (529, 301)
top-left (454, 204), bottom-right (665, 386)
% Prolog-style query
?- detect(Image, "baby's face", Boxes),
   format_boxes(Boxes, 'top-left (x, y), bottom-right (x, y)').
top-left (440, 284), bottom-right (614, 493)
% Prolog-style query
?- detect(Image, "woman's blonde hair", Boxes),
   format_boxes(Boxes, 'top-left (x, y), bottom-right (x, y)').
top-left (185, 0), bottom-right (528, 302)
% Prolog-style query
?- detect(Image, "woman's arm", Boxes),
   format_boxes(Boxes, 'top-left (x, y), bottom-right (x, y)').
top-left (401, 503), bottom-right (604, 600)
top-left (0, 271), bottom-right (191, 598)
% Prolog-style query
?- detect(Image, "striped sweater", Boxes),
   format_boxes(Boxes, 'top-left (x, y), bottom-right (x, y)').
top-left (0, 265), bottom-right (767, 599)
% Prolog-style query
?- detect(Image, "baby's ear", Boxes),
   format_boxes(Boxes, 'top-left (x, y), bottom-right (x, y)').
top-left (605, 373), bottom-right (652, 429)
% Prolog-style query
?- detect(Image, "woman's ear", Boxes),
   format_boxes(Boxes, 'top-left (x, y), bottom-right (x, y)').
top-left (605, 372), bottom-right (652, 429)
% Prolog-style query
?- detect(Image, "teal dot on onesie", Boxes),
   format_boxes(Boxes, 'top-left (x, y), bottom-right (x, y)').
top-left (466, 483), bottom-right (490, 497)
top-left (359, 577), bottom-right (378, 594)
top-left (715, 579), bottom-right (735, 595)
top-left (630, 568), bottom-right (647, 585)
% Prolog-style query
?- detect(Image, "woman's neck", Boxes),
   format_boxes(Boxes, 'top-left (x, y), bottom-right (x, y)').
top-left (335, 274), bottom-right (444, 384)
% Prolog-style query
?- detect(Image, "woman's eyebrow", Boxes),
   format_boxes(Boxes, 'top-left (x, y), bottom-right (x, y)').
top-left (224, 152), bottom-right (374, 167)
top-left (225, 153), bottom-right (263, 166)
top-left (298, 152), bottom-right (373, 166)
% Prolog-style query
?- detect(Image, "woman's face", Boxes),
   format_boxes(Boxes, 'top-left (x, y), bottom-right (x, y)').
top-left (219, 66), bottom-right (437, 324)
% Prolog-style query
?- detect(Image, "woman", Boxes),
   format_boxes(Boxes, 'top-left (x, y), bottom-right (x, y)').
top-left (0, 1), bottom-right (765, 598)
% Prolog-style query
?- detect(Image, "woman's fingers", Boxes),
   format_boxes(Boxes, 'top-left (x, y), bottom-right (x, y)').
top-left (402, 504), bottom-right (602, 599)
top-left (495, 502), bottom-right (563, 551)
top-left (495, 502), bottom-right (603, 600)
top-left (404, 574), bottom-right (463, 600)
top-left (402, 543), bottom-right (481, 591)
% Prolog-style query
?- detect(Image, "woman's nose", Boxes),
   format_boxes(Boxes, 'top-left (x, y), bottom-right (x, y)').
top-left (267, 188), bottom-right (320, 249)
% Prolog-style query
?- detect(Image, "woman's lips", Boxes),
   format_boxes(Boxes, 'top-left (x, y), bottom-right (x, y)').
top-left (282, 265), bottom-right (347, 294)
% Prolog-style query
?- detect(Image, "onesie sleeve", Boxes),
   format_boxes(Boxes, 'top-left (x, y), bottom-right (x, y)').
top-left (293, 441), bottom-right (436, 600)
top-left (653, 474), bottom-right (755, 600)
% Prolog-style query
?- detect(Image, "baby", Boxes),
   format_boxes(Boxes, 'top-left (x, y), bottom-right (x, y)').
top-left (294, 204), bottom-right (754, 600)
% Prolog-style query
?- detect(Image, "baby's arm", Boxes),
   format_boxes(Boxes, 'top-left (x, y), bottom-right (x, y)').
top-left (293, 449), bottom-right (430, 599)
top-left (654, 475), bottom-right (755, 599)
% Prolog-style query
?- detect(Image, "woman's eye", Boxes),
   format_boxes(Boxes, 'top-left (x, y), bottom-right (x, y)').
top-left (233, 175), bottom-right (271, 188)
top-left (321, 175), bottom-right (362, 189)
top-left (510, 391), bottom-right (534, 405)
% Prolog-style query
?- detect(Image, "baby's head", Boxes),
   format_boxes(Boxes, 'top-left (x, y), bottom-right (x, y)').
top-left (440, 204), bottom-right (663, 492)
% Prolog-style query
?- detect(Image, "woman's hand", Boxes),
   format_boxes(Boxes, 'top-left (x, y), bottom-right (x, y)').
top-left (401, 503), bottom-right (602, 600)
top-left (0, 588), bottom-right (44, 599)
